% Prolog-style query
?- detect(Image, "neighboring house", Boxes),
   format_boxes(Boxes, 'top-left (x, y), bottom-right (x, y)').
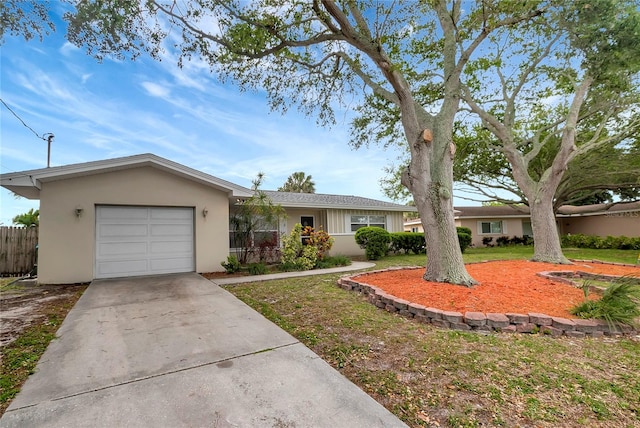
top-left (404, 203), bottom-right (640, 247)
top-left (1, 154), bottom-right (413, 284)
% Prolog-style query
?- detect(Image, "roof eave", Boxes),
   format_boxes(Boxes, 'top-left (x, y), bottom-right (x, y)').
top-left (0, 154), bottom-right (254, 199)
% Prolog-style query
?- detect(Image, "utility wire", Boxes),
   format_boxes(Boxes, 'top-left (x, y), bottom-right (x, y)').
top-left (0, 97), bottom-right (53, 141)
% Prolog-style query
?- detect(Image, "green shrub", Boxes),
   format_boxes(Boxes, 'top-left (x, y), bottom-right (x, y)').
top-left (457, 232), bottom-right (472, 253)
top-left (496, 236), bottom-right (510, 246)
top-left (570, 277), bottom-right (640, 326)
top-left (355, 227), bottom-right (391, 260)
top-left (278, 261), bottom-right (304, 272)
top-left (281, 223), bottom-right (318, 270)
top-left (303, 226), bottom-right (334, 259)
top-left (221, 255), bottom-right (241, 273)
top-left (390, 232), bottom-right (426, 254)
top-left (390, 230), bottom-right (472, 254)
top-left (248, 262), bottom-right (268, 275)
top-left (315, 255), bottom-right (352, 269)
top-left (561, 233), bottom-right (640, 250)
top-left (456, 226), bottom-right (472, 236)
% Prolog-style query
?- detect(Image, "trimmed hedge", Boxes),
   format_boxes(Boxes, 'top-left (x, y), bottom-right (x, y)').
top-left (355, 227), bottom-right (391, 260)
top-left (561, 234), bottom-right (640, 250)
top-left (390, 232), bottom-right (426, 254)
top-left (482, 235), bottom-right (534, 247)
top-left (457, 232), bottom-right (472, 253)
top-left (388, 227), bottom-right (472, 254)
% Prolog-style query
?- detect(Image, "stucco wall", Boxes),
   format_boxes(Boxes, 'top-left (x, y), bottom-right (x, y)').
top-left (39, 166), bottom-right (229, 284)
top-left (281, 208), bottom-right (327, 234)
top-left (329, 234), bottom-right (363, 256)
top-left (560, 213), bottom-right (640, 237)
top-left (458, 218), bottom-right (527, 247)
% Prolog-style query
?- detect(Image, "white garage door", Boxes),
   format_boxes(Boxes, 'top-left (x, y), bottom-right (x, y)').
top-left (95, 206), bottom-right (194, 279)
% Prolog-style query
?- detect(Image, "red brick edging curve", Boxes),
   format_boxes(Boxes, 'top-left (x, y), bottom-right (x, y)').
top-left (337, 260), bottom-right (639, 338)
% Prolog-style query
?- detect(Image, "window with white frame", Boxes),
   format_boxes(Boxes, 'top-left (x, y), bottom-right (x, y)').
top-left (479, 221), bottom-right (504, 234)
top-left (350, 215), bottom-right (386, 232)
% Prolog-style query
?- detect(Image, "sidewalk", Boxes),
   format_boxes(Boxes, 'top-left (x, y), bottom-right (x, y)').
top-left (210, 261), bottom-right (375, 285)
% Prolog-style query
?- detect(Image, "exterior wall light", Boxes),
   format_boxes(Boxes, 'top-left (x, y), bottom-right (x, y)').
top-left (75, 206), bottom-right (84, 218)
top-left (202, 207), bottom-right (209, 218)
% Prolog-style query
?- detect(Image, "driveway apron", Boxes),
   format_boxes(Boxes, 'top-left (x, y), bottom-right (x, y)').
top-left (1, 273), bottom-right (405, 427)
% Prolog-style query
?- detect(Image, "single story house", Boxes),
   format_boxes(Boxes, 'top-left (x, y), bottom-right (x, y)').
top-left (404, 203), bottom-right (640, 247)
top-left (1, 154), bottom-right (413, 284)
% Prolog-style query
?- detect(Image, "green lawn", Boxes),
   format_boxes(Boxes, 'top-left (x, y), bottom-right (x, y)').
top-left (226, 247), bottom-right (640, 427)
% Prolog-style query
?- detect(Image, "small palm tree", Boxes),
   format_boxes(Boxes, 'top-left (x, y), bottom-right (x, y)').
top-left (13, 208), bottom-right (39, 227)
top-left (278, 172), bottom-right (316, 193)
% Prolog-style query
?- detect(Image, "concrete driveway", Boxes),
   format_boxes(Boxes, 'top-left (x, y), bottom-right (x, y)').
top-left (1, 273), bottom-right (405, 427)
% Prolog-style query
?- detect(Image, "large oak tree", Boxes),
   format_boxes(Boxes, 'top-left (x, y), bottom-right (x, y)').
top-left (456, 0), bottom-right (640, 263)
top-left (32, 1), bottom-right (569, 284)
top-left (376, 0), bottom-right (640, 264)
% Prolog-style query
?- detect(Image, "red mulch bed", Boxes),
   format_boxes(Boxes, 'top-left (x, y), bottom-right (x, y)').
top-left (357, 260), bottom-right (640, 318)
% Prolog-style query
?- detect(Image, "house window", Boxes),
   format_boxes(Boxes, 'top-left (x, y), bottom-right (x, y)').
top-left (350, 215), bottom-right (386, 232)
top-left (522, 221), bottom-right (533, 236)
top-left (300, 216), bottom-right (314, 244)
top-left (479, 221), bottom-right (504, 234)
top-left (411, 227), bottom-right (419, 233)
top-left (300, 216), bottom-right (314, 228)
top-left (229, 217), bottom-right (279, 249)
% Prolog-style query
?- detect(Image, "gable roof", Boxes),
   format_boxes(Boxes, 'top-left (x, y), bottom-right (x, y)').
top-left (0, 153), bottom-right (253, 200)
top-left (263, 191), bottom-right (415, 212)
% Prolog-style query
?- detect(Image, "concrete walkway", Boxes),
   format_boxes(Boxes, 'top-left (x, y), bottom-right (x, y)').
top-left (211, 261), bottom-right (375, 285)
top-left (1, 272), bottom-right (405, 427)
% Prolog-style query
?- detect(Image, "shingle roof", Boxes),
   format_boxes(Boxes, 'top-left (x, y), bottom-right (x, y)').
top-left (263, 191), bottom-right (415, 212)
top-left (455, 205), bottom-right (530, 218)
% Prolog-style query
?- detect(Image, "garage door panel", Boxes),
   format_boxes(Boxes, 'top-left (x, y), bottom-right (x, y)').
top-left (151, 208), bottom-right (193, 220)
top-left (96, 259), bottom-right (149, 276)
top-left (99, 224), bottom-right (149, 238)
top-left (95, 206), bottom-right (194, 279)
top-left (150, 241), bottom-right (192, 254)
top-left (99, 206), bottom-right (149, 220)
top-left (149, 257), bottom-right (193, 271)
top-left (97, 241), bottom-right (148, 257)
top-left (150, 224), bottom-right (193, 236)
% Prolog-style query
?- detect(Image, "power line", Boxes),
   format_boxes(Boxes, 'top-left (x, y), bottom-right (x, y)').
top-left (0, 98), bottom-right (53, 141)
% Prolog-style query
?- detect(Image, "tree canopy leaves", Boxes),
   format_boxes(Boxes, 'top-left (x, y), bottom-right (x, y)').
top-left (278, 172), bottom-right (315, 193)
top-left (12, 208), bottom-right (39, 227)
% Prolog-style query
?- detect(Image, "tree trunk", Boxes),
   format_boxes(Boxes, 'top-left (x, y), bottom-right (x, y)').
top-left (404, 123), bottom-right (478, 287)
top-left (529, 196), bottom-right (571, 264)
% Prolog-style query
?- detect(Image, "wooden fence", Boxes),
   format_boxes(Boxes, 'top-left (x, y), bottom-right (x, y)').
top-left (0, 226), bottom-right (39, 276)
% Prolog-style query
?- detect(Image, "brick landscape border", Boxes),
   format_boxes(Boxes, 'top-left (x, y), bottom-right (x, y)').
top-left (337, 261), bottom-right (639, 338)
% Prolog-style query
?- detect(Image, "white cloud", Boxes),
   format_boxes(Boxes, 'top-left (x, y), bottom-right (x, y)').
top-left (59, 41), bottom-right (79, 57)
top-left (141, 81), bottom-right (172, 98)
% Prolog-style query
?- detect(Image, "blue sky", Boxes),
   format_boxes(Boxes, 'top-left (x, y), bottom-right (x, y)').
top-left (0, 10), bottom-right (475, 226)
